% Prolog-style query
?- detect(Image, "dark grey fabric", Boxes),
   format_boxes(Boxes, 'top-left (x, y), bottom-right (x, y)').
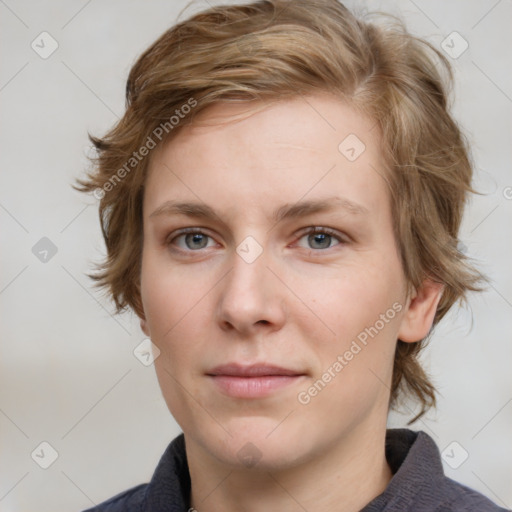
top-left (83, 429), bottom-right (509, 512)
top-left (360, 430), bottom-right (510, 511)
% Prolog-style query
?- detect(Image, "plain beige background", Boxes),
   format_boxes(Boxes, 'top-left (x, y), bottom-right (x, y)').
top-left (1, 0), bottom-right (511, 510)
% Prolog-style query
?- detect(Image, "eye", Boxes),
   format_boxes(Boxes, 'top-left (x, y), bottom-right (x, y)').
top-left (169, 229), bottom-right (217, 251)
top-left (296, 227), bottom-right (344, 250)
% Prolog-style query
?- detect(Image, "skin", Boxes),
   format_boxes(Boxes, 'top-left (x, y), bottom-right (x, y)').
top-left (139, 94), bottom-right (443, 512)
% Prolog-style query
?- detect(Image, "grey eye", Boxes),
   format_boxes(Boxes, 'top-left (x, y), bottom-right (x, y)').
top-left (184, 233), bottom-right (210, 249)
top-left (307, 232), bottom-right (334, 249)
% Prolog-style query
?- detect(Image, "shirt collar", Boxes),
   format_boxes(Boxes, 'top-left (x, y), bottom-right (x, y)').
top-left (142, 429), bottom-right (442, 511)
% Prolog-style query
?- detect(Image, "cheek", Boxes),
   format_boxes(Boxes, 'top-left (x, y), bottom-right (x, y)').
top-left (140, 249), bottom-right (208, 337)
top-left (296, 263), bottom-right (403, 341)
top-left (139, 254), bottom-right (221, 408)
top-left (295, 274), bottom-right (402, 422)
top-left (293, 261), bottom-right (405, 401)
top-left (141, 258), bottom-right (211, 429)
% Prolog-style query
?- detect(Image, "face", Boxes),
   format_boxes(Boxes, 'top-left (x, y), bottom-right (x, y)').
top-left (139, 94), bottom-right (435, 471)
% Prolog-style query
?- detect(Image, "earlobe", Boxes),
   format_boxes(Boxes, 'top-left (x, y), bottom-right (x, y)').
top-left (140, 317), bottom-right (150, 336)
top-left (398, 279), bottom-right (444, 343)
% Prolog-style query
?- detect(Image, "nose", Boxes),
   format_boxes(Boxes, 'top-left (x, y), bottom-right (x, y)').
top-left (216, 247), bottom-right (287, 336)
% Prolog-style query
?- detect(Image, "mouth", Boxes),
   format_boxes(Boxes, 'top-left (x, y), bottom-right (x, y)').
top-left (206, 363), bottom-right (307, 399)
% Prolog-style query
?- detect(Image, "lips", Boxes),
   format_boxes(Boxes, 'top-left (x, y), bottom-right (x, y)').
top-left (207, 363), bottom-right (304, 377)
top-left (206, 363), bottom-right (306, 398)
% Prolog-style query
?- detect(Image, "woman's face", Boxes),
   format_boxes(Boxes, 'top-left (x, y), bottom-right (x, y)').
top-left (139, 94), bottom-right (432, 470)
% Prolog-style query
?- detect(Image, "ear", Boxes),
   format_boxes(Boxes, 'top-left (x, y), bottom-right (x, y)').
top-left (139, 314), bottom-right (150, 337)
top-left (398, 279), bottom-right (444, 343)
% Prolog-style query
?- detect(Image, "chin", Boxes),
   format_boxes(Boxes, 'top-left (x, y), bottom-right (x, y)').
top-left (199, 416), bottom-right (316, 471)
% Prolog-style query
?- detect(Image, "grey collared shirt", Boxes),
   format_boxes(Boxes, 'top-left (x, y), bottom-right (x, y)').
top-left (84, 429), bottom-right (510, 511)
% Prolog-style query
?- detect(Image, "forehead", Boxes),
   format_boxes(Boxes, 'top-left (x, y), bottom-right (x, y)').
top-left (144, 94), bottom-right (388, 218)
top-left (164, 94), bottom-right (379, 160)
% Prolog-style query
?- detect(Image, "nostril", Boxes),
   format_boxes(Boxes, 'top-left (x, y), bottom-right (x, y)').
top-left (256, 320), bottom-right (270, 325)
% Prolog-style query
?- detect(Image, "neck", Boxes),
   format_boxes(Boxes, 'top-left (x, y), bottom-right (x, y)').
top-left (186, 422), bottom-right (392, 512)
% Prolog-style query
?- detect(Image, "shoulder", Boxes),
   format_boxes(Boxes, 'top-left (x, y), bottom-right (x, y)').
top-left (80, 433), bottom-right (189, 512)
top-left (434, 477), bottom-right (510, 512)
top-left (370, 429), bottom-right (510, 512)
top-left (81, 483), bottom-right (147, 512)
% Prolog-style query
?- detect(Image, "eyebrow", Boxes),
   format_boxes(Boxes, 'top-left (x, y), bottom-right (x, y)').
top-left (149, 197), bottom-right (369, 222)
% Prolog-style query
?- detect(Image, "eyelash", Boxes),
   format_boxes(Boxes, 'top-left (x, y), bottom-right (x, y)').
top-left (166, 226), bottom-right (347, 253)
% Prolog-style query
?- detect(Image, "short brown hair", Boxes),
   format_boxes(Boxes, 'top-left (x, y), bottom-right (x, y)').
top-left (75, 0), bottom-right (484, 421)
